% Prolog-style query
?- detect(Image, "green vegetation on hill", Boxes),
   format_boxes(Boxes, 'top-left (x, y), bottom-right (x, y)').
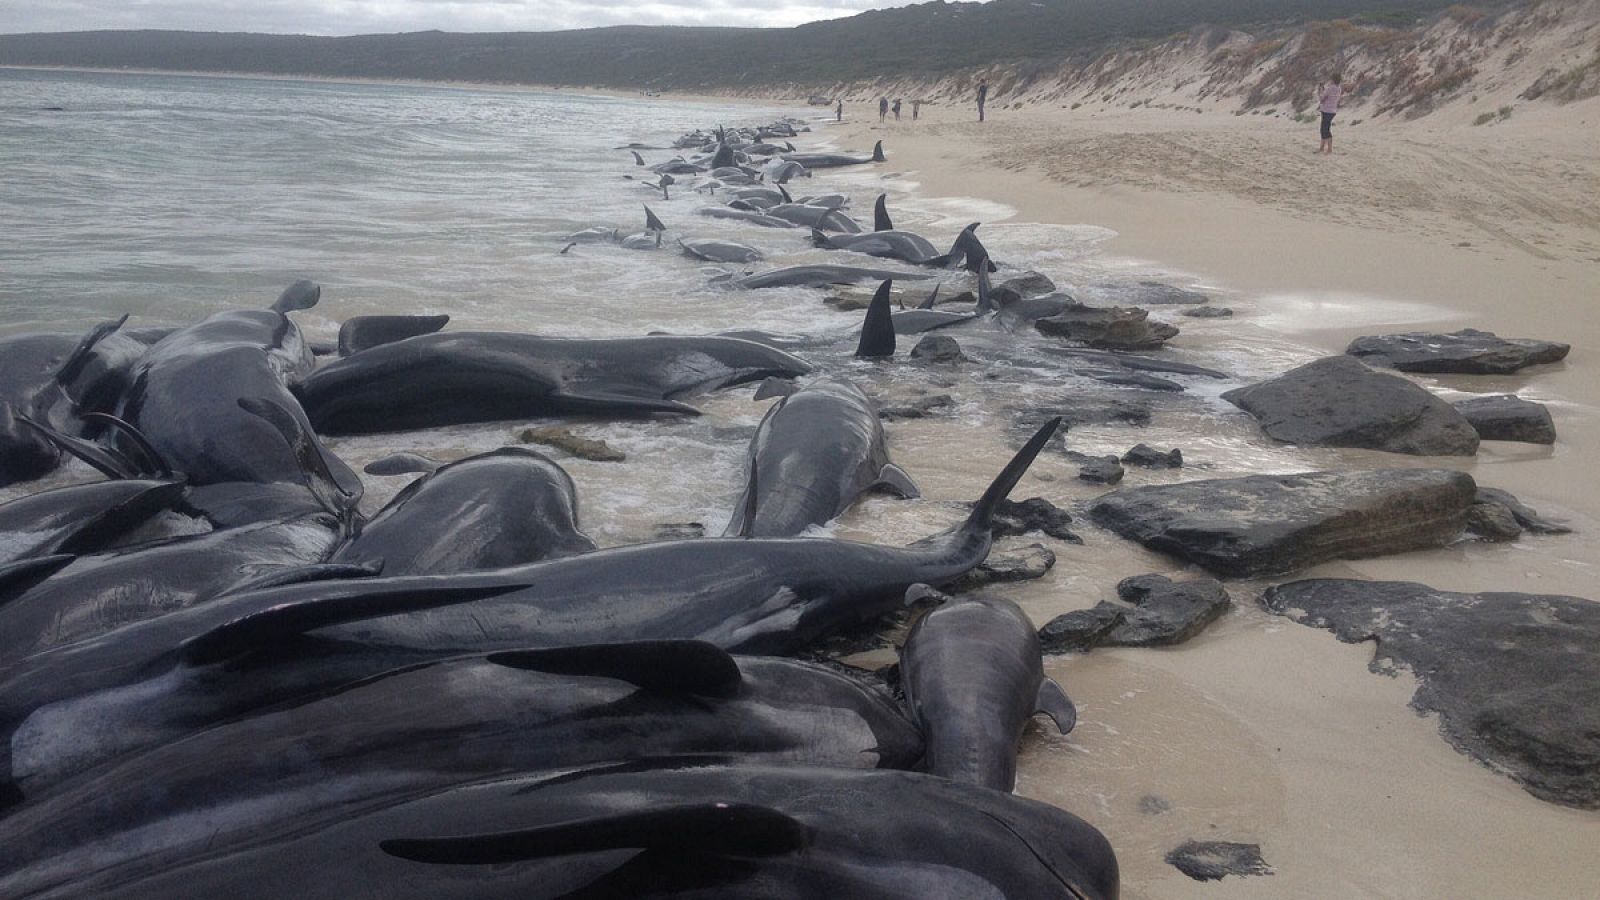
top-left (0, 0), bottom-right (1475, 89)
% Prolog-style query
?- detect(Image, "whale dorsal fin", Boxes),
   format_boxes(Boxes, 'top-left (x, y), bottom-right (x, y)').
top-left (778, 185), bottom-right (792, 204)
top-left (871, 140), bottom-right (886, 163)
top-left (918, 285), bottom-right (940, 310)
top-left (1035, 677), bottom-right (1077, 734)
top-left (855, 280), bottom-right (895, 358)
top-left (487, 640), bottom-right (742, 697)
top-left (874, 194), bottom-right (893, 232)
top-left (644, 205), bottom-right (666, 233)
top-left (975, 259), bottom-right (997, 314)
top-left (379, 803), bottom-right (808, 866)
top-left (631, 150), bottom-right (644, 166)
top-left (53, 314), bottom-right (128, 387)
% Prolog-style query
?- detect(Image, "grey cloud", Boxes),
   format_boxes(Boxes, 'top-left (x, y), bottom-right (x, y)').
top-left (1, 0), bottom-right (919, 34)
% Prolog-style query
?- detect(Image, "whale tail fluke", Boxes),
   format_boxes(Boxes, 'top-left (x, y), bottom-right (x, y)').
top-left (855, 280), bottom-right (896, 358)
top-left (874, 194), bottom-right (893, 232)
top-left (871, 140), bottom-right (886, 163)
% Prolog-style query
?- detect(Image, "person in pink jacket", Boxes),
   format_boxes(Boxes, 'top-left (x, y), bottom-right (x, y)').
top-left (1317, 73), bottom-right (1347, 154)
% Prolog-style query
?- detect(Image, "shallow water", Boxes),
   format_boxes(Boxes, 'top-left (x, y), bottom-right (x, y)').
top-left (4, 68), bottom-right (1596, 898)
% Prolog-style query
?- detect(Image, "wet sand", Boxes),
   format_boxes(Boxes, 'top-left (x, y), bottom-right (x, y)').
top-left (825, 100), bottom-right (1600, 895)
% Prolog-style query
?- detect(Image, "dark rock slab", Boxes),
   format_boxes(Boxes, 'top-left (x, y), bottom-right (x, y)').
top-left (1039, 605), bottom-right (1124, 653)
top-left (1452, 394), bottom-right (1556, 444)
top-left (1263, 579), bottom-right (1600, 809)
top-left (1039, 575), bottom-right (1230, 651)
top-left (910, 334), bottom-right (966, 363)
top-left (519, 426), bottom-right (625, 462)
top-left (950, 542), bottom-right (1055, 590)
top-left (1089, 469), bottom-right (1477, 577)
top-left (1019, 398), bottom-right (1153, 430)
top-left (995, 270), bottom-right (1056, 300)
top-left (1222, 356), bottom-right (1479, 456)
top-left (1475, 487), bottom-right (1571, 535)
top-left (1466, 500), bottom-right (1522, 541)
top-left (992, 497), bottom-right (1082, 543)
top-left (1181, 306), bottom-right (1234, 318)
top-left (1122, 443), bottom-right (1182, 468)
top-left (1036, 304), bottom-right (1180, 350)
top-left (1347, 328), bottom-right (1570, 374)
top-left (1077, 456), bottom-right (1125, 485)
top-left (1040, 347), bottom-right (1229, 379)
top-left (1166, 841), bottom-right (1273, 882)
top-left (879, 393), bottom-right (953, 420)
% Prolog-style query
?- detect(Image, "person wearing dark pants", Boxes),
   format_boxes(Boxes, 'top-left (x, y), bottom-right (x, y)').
top-left (977, 82), bottom-right (989, 122)
top-left (879, 97), bottom-right (888, 123)
top-left (1317, 73), bottom-right (1346, 154)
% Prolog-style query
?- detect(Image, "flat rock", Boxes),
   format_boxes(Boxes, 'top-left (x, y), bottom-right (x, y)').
top-left (1166, 841), bottom-right (1273, 882)
top-left (996, 270), bottom-right (1056, 299)
top-left (1039, 575), bottom-right (1230, 651)
top-left (1038, 606), bottom-right (1124, 653)
top-left (1122, 443), bottom-right (1182, 468)
top-left (1222, 356), bottom-right (1479, 456)
top-left (950, 542), bottom-right (1056, 590)
top-left (1347, 328), bottom-right (1570, 374)
top-left (879, 393), bottom-right (953, 420)
top-left (1089, 469), bottom-right (1477, 577)
top-left (518, 426), bottom-right (626, 462)
top-left (1077, 456), bottom-right (1124, 485)
top-left (1263, 579), bottom-right (1600, 809)
top-left (1181, 305), bottom-right (1233, 318)
top-left (910, 334), bottom-right (966, 363)
top-left (992, 497), bottom-right (1082, 543)
top-left (1466, 500), bottom-right (1522, 541)
top-left (1036, 304), bottom-right (1180, 350)
top-left (1475, 487), bottom-right (1571, 534)
top-left (1083, 369), bottom-right (1185, 392)
top-left (1452, 394), bottom-right (1556, 444)
top-left (651, 522), bottom-right (706, 540)
top-left (1019, 398), bottom-right (1153, 430)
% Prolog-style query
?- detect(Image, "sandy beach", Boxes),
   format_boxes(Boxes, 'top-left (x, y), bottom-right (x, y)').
top-left (823, 96), bottom-right (1600, 896)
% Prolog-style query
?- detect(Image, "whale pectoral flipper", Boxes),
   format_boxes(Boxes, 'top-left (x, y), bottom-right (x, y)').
top-left (379, 803), bottom-right (809, 865)
top-left (18, 414), bottom-right (146, 479)
top-left (550, 386), bottom-right (701, 417)
top-left (1035, 678), bottom-right (1078, 735)
top-left (872, 463), bottom-right (921, 499)
top-left (486, 640), bottom-right (742, 697)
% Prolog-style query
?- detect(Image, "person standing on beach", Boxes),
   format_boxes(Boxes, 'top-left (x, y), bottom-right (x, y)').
top-left (879, 98), bottom-right (889, 123)
top-left (836, 99), bottom-right (843, 122)
top-left (977, 82), bottom-right (989, 122)
top-left (1317, 73), bottom-right (1346, 154)
top-left (892, 99), bottom-right (902, 120)
top-left (912, 99), bottom-right (922, 120)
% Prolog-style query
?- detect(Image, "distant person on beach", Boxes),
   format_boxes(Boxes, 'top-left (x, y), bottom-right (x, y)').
top-left (1317, 73), bottom-right (1346, 154)
top-left (977, 82), bottom-right (989, 122)
top-left (912, 99), bottom-right (922, 120)
top-left (892, 99), bottom-right (902, 120)
top-left (836, 99), bottom-right (843, 122)
top-left (879, 98), bottom-right (889, 123)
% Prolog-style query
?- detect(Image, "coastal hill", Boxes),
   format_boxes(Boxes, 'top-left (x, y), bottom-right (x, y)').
top-left (2, 0), bottom-right (1596, 119)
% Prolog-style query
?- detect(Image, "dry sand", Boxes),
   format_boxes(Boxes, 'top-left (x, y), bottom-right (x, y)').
top-left (824, 97), bottom-right (1600, 896)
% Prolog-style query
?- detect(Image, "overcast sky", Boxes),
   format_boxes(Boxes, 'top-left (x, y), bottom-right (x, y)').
top-left (0, 0), bottom-right (928, 34)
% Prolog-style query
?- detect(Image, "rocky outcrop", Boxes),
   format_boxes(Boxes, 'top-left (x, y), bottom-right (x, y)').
top-left (1089, 469), bottom-right (1477, 577)
top-left (992, 497), bottom-right (1082, 543)
top-left (1076, 455), bottom-right (1125, 485)
top-left (1039, 574), bottom-right (1231, 652)
top-left (1346, 328), bottom-right (1570, 374)
top-left (1263, 579), bottom-right (1600, 810)
top-left (878, 392), bottom-right (954, 420)
top-left (1166, 841), bottom-right (1273, 882)
top-left (909, 334), bottom-right (966, 363)
top-left (1452, 394), bottom-right (1556, 444)
top-left (1092, 281), bottom-right (1209, 306)
top-left (950, 542), bottom-right (1056, 590)
top-left (1181, 306), bottom-right (1233, 318)
top-left (1222, 356), bottom-right (1479, 456)
top-left (1122, 443), bottom-right (1183, 468)
top-left (519, 425), bottom-right (626, 462)
top-left (1474, 487), bottom-right (1571, 535)
top-left (1035, 303), bottom-right (1180, 350)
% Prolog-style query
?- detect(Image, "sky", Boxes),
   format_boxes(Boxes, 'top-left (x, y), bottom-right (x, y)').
top-left (0, 0), bottom-right (929, 34)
